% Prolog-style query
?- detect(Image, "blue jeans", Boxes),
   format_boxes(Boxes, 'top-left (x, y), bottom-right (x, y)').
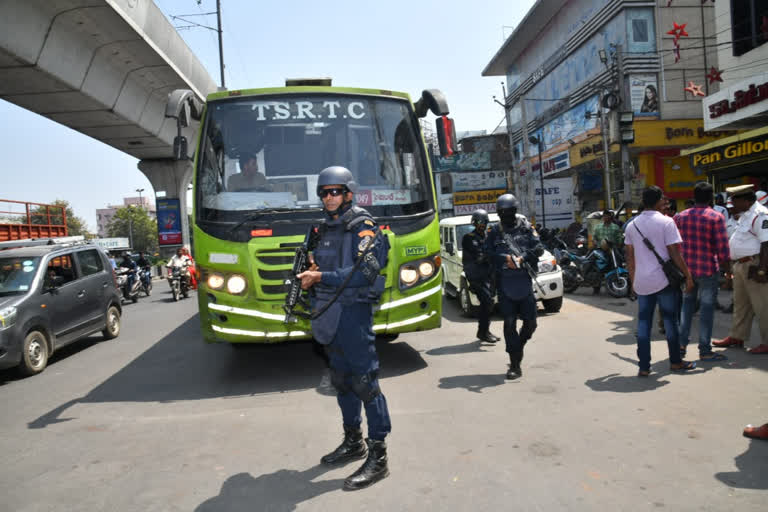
top-left (679, 273), bottom-right (719, 356)
top-left (637, 286), bottom-right (683, 372)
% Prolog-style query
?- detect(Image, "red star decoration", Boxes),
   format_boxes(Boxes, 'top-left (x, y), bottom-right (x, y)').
top-left (667, 22), bottom-right (689, 42)
top-left (706, 66), bottom-right (723, 84)
top-left (684, 81), bottom-right (705, 97)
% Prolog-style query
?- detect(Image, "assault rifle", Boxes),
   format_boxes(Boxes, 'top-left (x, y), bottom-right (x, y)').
top-left (502, 231), bottom-right (547, 297)
top-left (283, 225), bottom-right (321, 323)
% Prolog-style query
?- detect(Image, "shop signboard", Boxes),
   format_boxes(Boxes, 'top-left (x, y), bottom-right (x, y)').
top-left (534, 177), bottom-right (575, 228)
top-left (451, 171), bottom-right (507, 192)
top-left (569, 135), bottom-right (619, 167)
top-left (531, 150), bottom-right (571, 177)
top-left (632, 119), bottom-right (735, 148)
top-left (92, 237), bottom-right (130, 251)
top-left (157, 198), bottom-right (182, 246)
top-left (690, 135), bottom-right (768, 170)
top-left (454, 203), bottom-right (497, 216)
top-left (453, 188), bottom-right (507, 206)
top-left (435, 152), bottom-right (491, 172)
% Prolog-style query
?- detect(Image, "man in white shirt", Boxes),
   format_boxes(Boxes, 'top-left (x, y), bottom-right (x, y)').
top-left (229, 153), bottom-right (269, 191)
top-left (714, 184), bottom-right (768, 354)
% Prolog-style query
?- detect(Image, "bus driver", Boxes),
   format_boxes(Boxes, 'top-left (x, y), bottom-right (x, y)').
top-left (228, 152), bottom-right (269, 191)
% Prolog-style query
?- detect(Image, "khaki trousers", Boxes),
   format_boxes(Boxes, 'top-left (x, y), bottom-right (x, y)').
top-left (731, 257), bottom-right (768, 344)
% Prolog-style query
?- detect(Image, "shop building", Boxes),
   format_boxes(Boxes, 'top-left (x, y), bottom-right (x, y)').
top-left (483, 0), bottom-right (727, 220)
top-left (682, 1), bottom-right (768, 189)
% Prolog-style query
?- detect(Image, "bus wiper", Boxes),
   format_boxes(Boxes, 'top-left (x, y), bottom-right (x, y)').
top-left (227, 208), bottom-right (323, 234)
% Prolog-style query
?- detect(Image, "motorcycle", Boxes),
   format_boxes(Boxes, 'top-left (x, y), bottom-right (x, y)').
top-left (138, 267), bottom-right (153, 296)
top-left (561, 242), bottom-right (630, 298)
top-left (115, 267), bottom-right (141, 303)
top-left (167, 264), bottom-right (190, 302)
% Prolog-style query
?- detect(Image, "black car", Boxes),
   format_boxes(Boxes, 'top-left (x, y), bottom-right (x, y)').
top-left (0, 239), bottom-right (122, 376)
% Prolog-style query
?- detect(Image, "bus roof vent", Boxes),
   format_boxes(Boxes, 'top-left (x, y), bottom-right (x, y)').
top-left (285, 78), bottom-right (332, 87)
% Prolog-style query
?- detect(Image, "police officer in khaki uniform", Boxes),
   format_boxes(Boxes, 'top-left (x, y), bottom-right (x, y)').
top-left (713, 184), bottom-right (768, 354)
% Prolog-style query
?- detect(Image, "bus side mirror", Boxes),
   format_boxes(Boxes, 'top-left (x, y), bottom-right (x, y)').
top-left (165, 89), bottom-right (202, 161)
top-left (436, 116), bottom-right (457, 157)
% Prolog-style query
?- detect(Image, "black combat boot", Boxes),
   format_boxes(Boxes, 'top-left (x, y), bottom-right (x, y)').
top-left (343, 438), bottom-right (389, 490)
top-left (506, 351), bottom-right (522, 380)
top-left (477, 330), bottom-right (500, 343)
top-left (321, 426), bottom-right (367, 465)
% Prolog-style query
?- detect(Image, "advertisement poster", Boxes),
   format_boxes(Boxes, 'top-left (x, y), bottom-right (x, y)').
top-left (534, 177), bottom-right (575, 228)
top-left (157, 198), bottom-right (182, 246)
top-left (435, 152), bottom-right (491, 172)
top-left (630, 74), bottom-right (659, 116)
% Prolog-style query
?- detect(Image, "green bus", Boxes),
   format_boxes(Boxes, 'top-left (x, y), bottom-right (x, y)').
top-left (165, 79), bottom-right (457, 344)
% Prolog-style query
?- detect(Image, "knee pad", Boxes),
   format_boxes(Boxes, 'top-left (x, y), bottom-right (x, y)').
top-left (349, 371), bottom-right (381, 404)
top-left (329, 369), bottom-right (350, 394)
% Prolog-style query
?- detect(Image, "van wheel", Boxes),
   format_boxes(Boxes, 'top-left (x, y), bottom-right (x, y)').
top-left (459, 284), bottom-right (476, 318)
top-left (543, 296), bottom-right (563, 313)
top-left (102, 306), bottom-right (121, 340)
top-left (19, 330), bottom-right (49, 376)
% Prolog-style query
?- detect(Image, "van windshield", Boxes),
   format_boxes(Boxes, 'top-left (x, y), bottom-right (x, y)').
top-left (0, 257), bottom-right (40, 296)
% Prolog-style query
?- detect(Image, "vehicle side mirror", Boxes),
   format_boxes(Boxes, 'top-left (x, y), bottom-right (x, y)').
top-left (436, 116), bottom-right (457, 157)
top-left (445, 241), bottom-right (454, 255)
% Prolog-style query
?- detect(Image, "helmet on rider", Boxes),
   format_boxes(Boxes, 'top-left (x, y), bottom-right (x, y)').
top-left (496, 193), bottom-right (520, 226)
top-left (316, 166), bottom-right (358, 216)
top-left (471, 209), bottom-right (489, 228)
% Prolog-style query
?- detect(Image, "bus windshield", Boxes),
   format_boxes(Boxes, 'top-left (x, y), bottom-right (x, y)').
top-left (197, 94), bottom-right (433, 222)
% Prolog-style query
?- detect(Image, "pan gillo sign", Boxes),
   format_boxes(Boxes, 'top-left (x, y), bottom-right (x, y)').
top-left (691, 136), bottom-right (768, 169)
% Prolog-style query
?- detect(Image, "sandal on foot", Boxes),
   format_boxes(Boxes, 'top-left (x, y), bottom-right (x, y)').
top-left (748, 344), bottom-right (768, 354)
top-left (670, 361), bottom-right (696, 372)
top-left (700, 352), bottom-right (727, 361)
top-left (637, 370), bottom-right (651, 377)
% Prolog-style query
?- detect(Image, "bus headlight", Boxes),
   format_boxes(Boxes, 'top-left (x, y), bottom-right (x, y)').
top-left (226, 275), bottom-right (247, 294)
top-left (400, 267), bottom-right (419, 286)
top-left (418, 261), bottom-right (435, 278)
top-left (207, 273), bottom-right (225, 290)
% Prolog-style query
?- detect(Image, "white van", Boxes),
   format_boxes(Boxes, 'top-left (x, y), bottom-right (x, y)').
top-left (439, 213), bottom-right (564, 316)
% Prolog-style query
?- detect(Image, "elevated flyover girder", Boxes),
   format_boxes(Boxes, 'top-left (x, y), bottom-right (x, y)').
top-left (0, 0), bottom-right (217, 160)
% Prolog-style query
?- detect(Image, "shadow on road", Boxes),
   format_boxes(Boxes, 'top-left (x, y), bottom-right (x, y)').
top-left (426, 339), bottom-right (495, 356)
top-left (714, 439), bottom-right (768, 490)
top-left (195, 465), bottom-right (343, 511)
top-left (438, 373), bottom-right (507, 393)
top-left (27, 314), bottom-right (427, 429)
top-left (584, 352), bottom-right (709, 393)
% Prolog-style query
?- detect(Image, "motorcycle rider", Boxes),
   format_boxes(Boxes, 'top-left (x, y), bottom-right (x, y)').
top-left (119, 252), bottom-right (137, 293)
top-left (486, 194), bottom-right (544, 380)
top-left (461, 209), bottom-right (500, 343)
top-left (166, 248), bottom-right (191, 287)
top-left (137, 251), bottom-right (152, 289)
top-left (591, 210), bottom-right (623, 295)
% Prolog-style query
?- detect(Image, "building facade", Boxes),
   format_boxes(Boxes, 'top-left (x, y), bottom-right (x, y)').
top-left (96, 196), bottom-right (156, 238)
top-left (484, 0), bottom-right (734, 221)
top-left (685, 0), bottom-right (768, 188)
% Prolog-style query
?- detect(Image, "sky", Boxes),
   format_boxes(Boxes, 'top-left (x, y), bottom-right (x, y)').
top-left (1, 0), bottom-right (535, 232)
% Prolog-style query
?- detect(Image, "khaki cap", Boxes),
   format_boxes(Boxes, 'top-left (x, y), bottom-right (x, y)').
top-left (725, 184), bottom-right (755, 198)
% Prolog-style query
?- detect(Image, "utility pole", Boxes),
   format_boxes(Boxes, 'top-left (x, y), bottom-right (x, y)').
top-left (598, 90), bottom-right (611, 209)
top-left (616, 44), bottom-right (632, 205)
top-left (216, 0), bottom-right (225, 88)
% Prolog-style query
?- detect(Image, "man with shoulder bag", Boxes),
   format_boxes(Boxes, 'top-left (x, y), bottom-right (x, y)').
top-left (624, 186), bottom-right (696, 377)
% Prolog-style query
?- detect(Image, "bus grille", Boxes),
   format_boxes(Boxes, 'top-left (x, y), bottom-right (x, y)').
top-left (253, 247), bottom-right (296, 298)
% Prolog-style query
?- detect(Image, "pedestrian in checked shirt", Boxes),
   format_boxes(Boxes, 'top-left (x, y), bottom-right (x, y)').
top-left (674, 182), bottom-right (730, 361)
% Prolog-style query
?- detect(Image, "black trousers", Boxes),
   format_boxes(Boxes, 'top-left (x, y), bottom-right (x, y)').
top-left (500, 293), bottom-right (537, 354)
top-left (469, 279), bottom-right (494, 335)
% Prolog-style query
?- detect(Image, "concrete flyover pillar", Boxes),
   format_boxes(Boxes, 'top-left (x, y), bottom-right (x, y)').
top-left (137, 159), bottom-right (194, 254)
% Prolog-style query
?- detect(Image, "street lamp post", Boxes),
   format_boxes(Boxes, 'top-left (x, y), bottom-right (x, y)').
top-left (528, 135), bottom-right (546, 229)
top-left (136, 188), bottom-right (144, 209)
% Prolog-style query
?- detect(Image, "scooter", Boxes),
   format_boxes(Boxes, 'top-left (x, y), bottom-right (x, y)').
top-left (115, 267), bottom-right (141, 303)
top-left (138, 267), bottom-right (153, 296)
top-left (560, 242), bottom-right (630, 298)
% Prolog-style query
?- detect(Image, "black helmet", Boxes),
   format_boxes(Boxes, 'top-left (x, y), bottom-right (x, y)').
top-left (496, 193), bottom-right (520, 211)
top-left (471, 209), bottom-right (489, 226)
top-left (316, 166), bottom-right (358, 196)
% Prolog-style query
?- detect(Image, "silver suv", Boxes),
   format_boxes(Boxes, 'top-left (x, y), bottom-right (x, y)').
top-left (440, 214), bottom-right (564, 316)
top-left (0, 238), bottom-right (122, 376)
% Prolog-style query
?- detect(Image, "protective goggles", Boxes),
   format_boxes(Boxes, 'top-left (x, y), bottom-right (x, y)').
top-left (318, 187), bottom-right (347, 198)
